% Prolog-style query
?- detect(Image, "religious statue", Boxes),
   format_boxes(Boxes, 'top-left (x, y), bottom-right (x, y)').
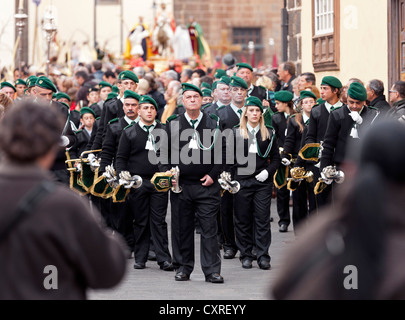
top-left (124, 17), bottom-right (151, 62)
top-left (152, 3), bottom-right (175, 58)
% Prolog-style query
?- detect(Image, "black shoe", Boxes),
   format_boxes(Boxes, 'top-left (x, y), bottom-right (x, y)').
top-left (160, 261), bottom-right (174, 271)
top-left (258, 260), bottom-right (271, 270)
top-left (205, 273), bottom-right (224, 283)
top-left (241, 259), bottom-right (253, 269)
top-left (175, 271), bottom-right (190, 281)
top-left (148, 250), bottom-right (157, 261)
top-left (223, 249), bottom-right (236, 259)
top-left (279, 224), bottom-right (288, 233)
top-left (133, 262), bottom-right (146, 269)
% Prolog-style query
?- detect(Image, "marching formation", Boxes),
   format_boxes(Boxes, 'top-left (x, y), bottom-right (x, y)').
top-left (1, 58), bottom-right (405, 296)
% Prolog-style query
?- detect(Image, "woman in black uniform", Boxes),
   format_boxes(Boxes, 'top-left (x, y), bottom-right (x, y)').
top-left (282, 90), bottom-right (317, 234)
top-left (272, 91), bottom-right (295, 233)
top-left (230, 96), bottom-right (281, 270)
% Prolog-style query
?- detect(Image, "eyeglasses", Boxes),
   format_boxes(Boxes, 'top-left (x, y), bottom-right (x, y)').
top-left (389, 90), bottom-right (398, 93)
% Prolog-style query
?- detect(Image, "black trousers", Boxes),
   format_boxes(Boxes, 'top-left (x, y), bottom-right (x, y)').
top-left (218, 192), bottom-right (237, 252)
top-left (171, 183), bottom-right (222, 277)
top-left (291, 181), bottom-right (309, 233)
top-left (127, 180), bottom-right (171, 264)
top-left (234, 178), bottom-right (273, 264)
top-left (110, 199), bottom-right (134, 250)
top-left (276, 185), bottom-right (291, 226)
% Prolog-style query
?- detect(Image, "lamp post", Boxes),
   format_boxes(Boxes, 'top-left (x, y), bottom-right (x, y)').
top-left (43, 11), bottom-right (57, 76)
top-left (15, 0), bottom-right (28, 77)
top-left (248, 40), bottom-right (255, 68)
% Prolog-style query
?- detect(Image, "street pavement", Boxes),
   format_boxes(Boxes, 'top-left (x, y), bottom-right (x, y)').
top-left (88, 199), bottom-right (296, 301)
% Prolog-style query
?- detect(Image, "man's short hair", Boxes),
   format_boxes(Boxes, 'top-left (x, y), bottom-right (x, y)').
top-left (92, 60), bottom-right (102, 71)
top-left (301, 72), bottom-right (316, 85)
top-left (192, 69), bottom-right (206, 78)
top-left (368, 79), bottom-right (385, 97)
top-left (75, 70), bottom-right (89, 81)
top-left (134, 67), bottom-right (146, 79)
top-left (166, 70), bottom-right (179, 81)
top-left (182, 69), bottom-right (193, 79)
top-left (394, 81), bottom-right (405, 99)
top-left (283, 62), bottom-right (296, 77)
top-left (104, 70), bottom-right (116, 79)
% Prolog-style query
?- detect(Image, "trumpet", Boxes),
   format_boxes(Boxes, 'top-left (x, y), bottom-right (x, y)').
top-left (290, 167), bottom-right (314, 183)
top-left (170, 166), bottom-right (182, 193)
top-left (218, 172), bottom-right (240, 194)
top-left (119, 171), bottom-right (143, 189)
top-left (81, 149), bottom-right (102, 172)
top-left (321, 165), bottom-right (345, 184)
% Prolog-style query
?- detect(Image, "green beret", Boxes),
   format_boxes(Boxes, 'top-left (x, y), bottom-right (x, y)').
top-left (1, 82), bottom-right (16, 92)
top-left (139, 95), bottom-right (158, 110)
top-left (106, 92), bottom-right (118, 101)
top-left (236, 63), bottom-right (253, 72)
top-left (218, 76), bottom-right (231, 86)
top-left (182, 83), bottom-right (203, 96)
top-left (26, 76), bottom-right (38, 88)
top-left (60, 102), bottom-right (70, 109)
top-left (214, 69), bottom-right (226, 79)
top-left (98, 81), bottom-right (112, 89)
top-left (202, 89), bottom-right (212, 97)
top-left (230, 76), bottom-right (248, 89)
top-left (275, 90), bottom-right (294, 102)
top-left (118, 70), bottom-right (139, 83)
top-left (201, 82), bottom-right (211, 90)
top-left (112, 86), bottom-right (119, 94)
top-left (212, 81), bottom-right (218, 90)
top-left (55, 92), bottom-right (71, 102)
top-left (80, 107), bottom-right (96, 118)
top-left (88, 86), bottom-right (99, 93)
top-left (347, 82), bottom-right (367, 101)
top-left (300, 90), bottom-right (317, 100)
top-left (317, 98), bottom-right (325, 105)
top-left (15, 79), bottom-right (27, 87)
top-left (321, 76), bottom-right (342, 89)
top-left (35, 76), bottom-right (57, 93)
top-left (123, 90), bottom-right (141, 101)
top-left (245, 96), bottom-right (263, 113)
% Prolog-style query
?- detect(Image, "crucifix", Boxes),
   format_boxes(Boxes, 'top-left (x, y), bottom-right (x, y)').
top-left (210, 30), bottom-right (242, 56)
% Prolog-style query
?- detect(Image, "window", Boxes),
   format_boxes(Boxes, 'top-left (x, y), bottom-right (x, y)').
top-left (232, 28), bottom-right (263, 67)
top-left (312, 0), bottom-right (340, 72)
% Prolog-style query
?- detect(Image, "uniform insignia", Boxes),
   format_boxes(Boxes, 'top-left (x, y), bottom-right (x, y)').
top-left (209, 114), bottom-right (220, 122)
top-left (290, 114), bottom-right (297, 118)
top-left (39, 80), bottom-right (43, 84)
top-left (75, 129), bottom-right (83, 134)
top-left (166, 114), bottom-right (179, 123)
top-left (124, 123), bottom-right (134, 130)
top-left (368, 106), bottom-right (378, 111)
top-left (108, 118), bottom-right (119, 124)
top-left (216, 105), bottom-right (226, 111)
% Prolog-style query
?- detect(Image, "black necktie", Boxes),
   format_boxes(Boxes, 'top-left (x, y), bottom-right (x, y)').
top-left (237, 109), bottom-right (243, 117)
top-left (144, 125), bottom-right (153, 134)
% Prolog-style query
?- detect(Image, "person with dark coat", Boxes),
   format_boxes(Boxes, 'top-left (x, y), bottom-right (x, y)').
top-left (387, 80), bottom-right (405, 120)
top-left (229, 96), bottom-right (280, 270)
top-left (272, 90), bottom-right (295, 233)
top-left (0, 101), bottom-right (126, 300)
top-left (158, 83), bottom-right (225, 283)
top-left (366, 79), bottom-right (391, 114)
top-left (116, 95), bottom-right (173, 271)
top-left (69, 107), bottom-right (96, 159)
top-left (272, 120), bottom-right (405, 300)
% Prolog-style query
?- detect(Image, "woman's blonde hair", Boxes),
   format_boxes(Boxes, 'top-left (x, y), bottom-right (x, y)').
top-left (255, 76), bottom-right (274, 91)
top-left (239, 106), bottom-right (270, 141)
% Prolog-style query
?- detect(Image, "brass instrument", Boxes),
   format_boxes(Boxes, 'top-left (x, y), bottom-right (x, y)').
top-left (218, 172), bottom-right (240, 194)
top-left (150, 166), bottom-right (182, 193)
top-left (170, 166), bottom-right (182, 194)
top-left (290, 167), bottom-right (314, 183)
top-left (321, 165), bottom-right (345, 184)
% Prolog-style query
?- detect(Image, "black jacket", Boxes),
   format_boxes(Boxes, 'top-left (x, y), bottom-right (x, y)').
top-left (70, 129), bottom-right (93, 159)
top-left (99, 117), bottom-right (129, 172)
top-left (216, 105), bottom-right (241, 131)
top-left (369, 95), bottom-right (391, 114)
top-left (320, 106), bottom-right (380, 170)
top-left (283, 115), bottom-right (304, 161)
top-left (305, 103), bottom-right (333, 145)
top-left (387, 99), bottom-right (405, 120)
top-left (271, 112), bottom-right (288, 148)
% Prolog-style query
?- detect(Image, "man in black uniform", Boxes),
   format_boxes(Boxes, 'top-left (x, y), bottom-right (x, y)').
top-left (320, 82), bottom-right (380, 201)
top-left (304, 76), bottom-right (343, 207)
top-left (215, 76), bottom-right (248, 259)
top-left (159, 83), bottom-right (224, 283)
top-left (32, 76), bottom-right (76, 184)
top-left (99, 90), bottom-right (140, 252)
top-left (203, 76), bottom-right (231, 115)
top-left (236, 63), bottom-right (275, 112)
top-left (91, 70), bottom-right (138, 150)
top-left (70, 107), bottom-right (96, 159)
top-left (116, 95), bottom-right (173, 271)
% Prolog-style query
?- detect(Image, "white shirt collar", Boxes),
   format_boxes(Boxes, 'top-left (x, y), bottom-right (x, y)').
top-left (139, 119), bottom-right (157, 132)
top-left (124, 115), bottom-right (139, 125)
top-left (184, 111), bottom-right (203, 129)
top-left (325, 101), bottom-right (343, 113)
top-left (303, 113), bottom-right (310, 124)
top-left (230, 103), bottom-right (245, 118)
top-left (247, 123), bottom-right (260, 135)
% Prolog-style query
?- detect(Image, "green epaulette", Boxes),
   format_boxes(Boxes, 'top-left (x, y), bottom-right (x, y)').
top-left (108, 118), bottom-right (119, 124)
top-left (201, 103), bottom-right (211, 110)
top-left (75, 129), bottom-right (83, 134)
top-left (234, 124), bottom-right (241, 128)
top-left (166, 114), bottom-right (179, 123)
top-left (368, 106), bottom-right (378, 111)
top-left (289, 114), bottom-right (297, 118)
top-left (72, 109), bottom-right (79, 114)
top-left (209, 113), bottom-right (220, 122)
top-left (124, 123), bottom-right (134, 130)
top-left (266, 124), bottom-right (275, 130)
top-left (216, 105), bottom-right (226, 111)
top-left (156, 119), bottom-right (162, 124)
top-left (331, 106), bottom-right (342, 112)
top-left (96, 117), bottom-right (101, 121)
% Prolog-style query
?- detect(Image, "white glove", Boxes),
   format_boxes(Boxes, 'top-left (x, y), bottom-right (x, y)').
top-left (255, 170), bottom-right (269, 182)
top-left (60, 135), bottom-right (70, 147)
top-left (314, 162), bottom-right (321, 168)
top-left (321, 171), bottom-right (333, 185)
top-left (281, 158), bottom-right (291, 166)
top-left (349, 112), bottom-right (363, 125)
